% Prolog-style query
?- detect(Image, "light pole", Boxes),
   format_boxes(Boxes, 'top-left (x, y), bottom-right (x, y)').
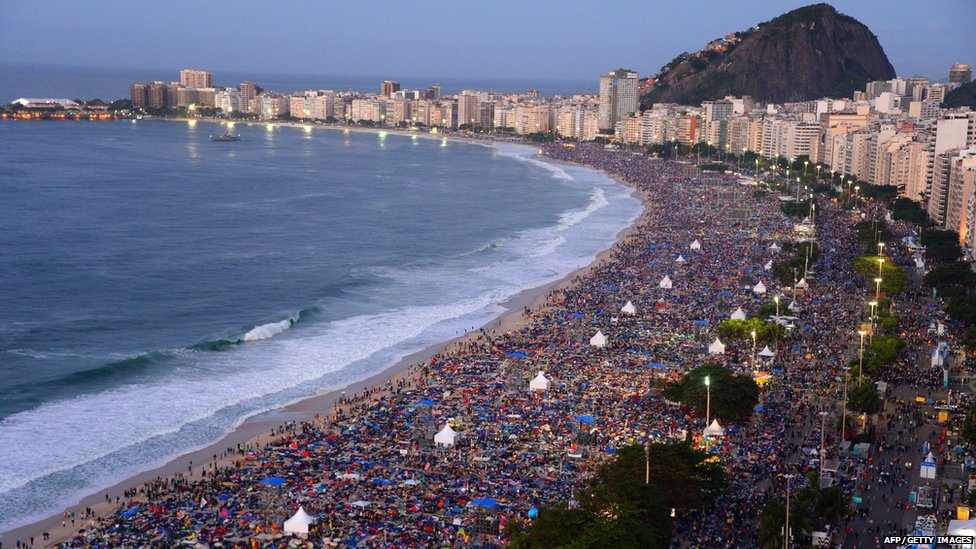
top-left (816, 164), bottom-right (822, 179)
top-left (645, 440), bottom-right (651, 485)
top-left (841, 369), bottom-right (849, 442)
top-left (878, 241), bottom-right (885, 258)
top-left (854, 185), bottom-right (861, 209)
top-left (869, 300), bottom-right (877, 342)
top-left (774, 295), bottom-right (781, 320)
top-left (858, 330), bottom-right (867, 384)
top-left (819, 411), bottom-right (828, 477)
top-left (751, 330), bottom-right (758, 372)
top-left (804, 160), bottom-right (809, 176)
top-left (783, 474), bottom-right (795, 549)
top-left (874, 277), bottom-right (883, 308)
top-left (795, 177), bottom-right (801, 201)
top-left (705, 375), bottom-right (711, 425)
top-left (877, 256), bottom-right (885, 280)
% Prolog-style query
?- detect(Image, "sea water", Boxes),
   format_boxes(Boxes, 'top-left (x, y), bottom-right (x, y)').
top-left (0, 119), bottom-right (642, 532)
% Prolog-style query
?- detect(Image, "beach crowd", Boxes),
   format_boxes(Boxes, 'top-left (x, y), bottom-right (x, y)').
top-left (46, 142), bottom-right (964, 549)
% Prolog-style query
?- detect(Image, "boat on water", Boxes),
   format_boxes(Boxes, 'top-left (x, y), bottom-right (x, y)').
top-left (210, 132), bottom-right (241, 142)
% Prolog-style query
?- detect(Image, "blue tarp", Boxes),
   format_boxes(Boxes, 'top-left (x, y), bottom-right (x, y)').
top-left (469, 498), bottom-right (499, 509)
top-left (694, 320), bottom-right (709, 325)
top-left (506, 352), bottom-right (527, 357)
top-left (416, 399), bottom-right (435, 406)
top-left (772, 369), bottom-right (784, 374)
top-left (569, 313), bottom-right (584, 318)
top-left (574, 415), bottom-right (596, 424)
top-left (648, 363), bottom-right (667, 369)
top-left (260, 477), bottom-right (286, 487)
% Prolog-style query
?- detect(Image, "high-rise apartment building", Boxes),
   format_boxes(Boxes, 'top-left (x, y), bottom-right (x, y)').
top-left (597, 69), bottom-right (639, 133)
top-left (239, 81), bottom-right (258, 114)
top-left (179, 69), bottom-right (213, 89)
top-left (380, 80), bottom-right (401, 97)
top-left (948, 64), bottom-right (973, 85)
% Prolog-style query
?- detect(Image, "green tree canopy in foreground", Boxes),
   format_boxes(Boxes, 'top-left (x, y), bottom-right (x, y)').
top-left (507, 443), bottom-right (726, 549)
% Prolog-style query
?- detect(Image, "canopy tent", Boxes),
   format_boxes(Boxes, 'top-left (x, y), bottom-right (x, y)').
top-left (921, 451), bottom-right (937, 479)
top-left (758, 345), bottom-right (775, 358)
top-left (708, 338), bottom-right (726, 355)
top-left (730, 307), bottom-right (747, 321)
top-left (621, 301), bottom-right (637, 315)
top-left (752, 281), bottom-right (767, 295)
top-left (589, 330), bottom-right (607, 348)
top-left (658, 276), bottom-right (673, 289)
top-left (788, 300), bottom-right (799, 312)
top-left (915, 257), bottom-right (925, 270)
top-left (283, 506), bottom-right (316, 534)
top-left (931, 348), bottom-right (945, 367)
top-left (690, 239), bottom-right (702, 250)
top-left (948, 519), bottom-right (976, 537)
top-left (676, 254), bottom-right (687, 263)
top-left (769, 243), bottom-right (781, 252)
top-left (795, 278), bottom-right (809, 289)
top-left (434, 424), bottom-right (457, 447)
top-left (703, 419), bottom-right (726, 437)
top-left (529, 372), bottom-right (549, 392)
top-left (764, 260), bottom-right (773, 271)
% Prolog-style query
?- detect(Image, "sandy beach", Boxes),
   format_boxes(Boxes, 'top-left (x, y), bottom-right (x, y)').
top-left (2, 134), bottom-right (647, 548)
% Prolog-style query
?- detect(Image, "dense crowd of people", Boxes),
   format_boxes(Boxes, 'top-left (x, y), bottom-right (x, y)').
top-left (45, 143), bottom-right (965, 548)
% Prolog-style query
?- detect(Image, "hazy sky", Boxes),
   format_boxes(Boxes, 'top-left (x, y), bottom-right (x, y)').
top-left (1, 0), bottom-right (971, 83)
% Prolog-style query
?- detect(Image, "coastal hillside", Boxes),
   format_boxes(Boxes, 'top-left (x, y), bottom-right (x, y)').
top-left (943, 80), bottom-right (976, 109)
top-left (641, 3), bottom-right (896, 106)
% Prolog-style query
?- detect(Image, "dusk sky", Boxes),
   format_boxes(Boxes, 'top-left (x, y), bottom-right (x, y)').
top-left (1, 0), bottom-right (971, 83)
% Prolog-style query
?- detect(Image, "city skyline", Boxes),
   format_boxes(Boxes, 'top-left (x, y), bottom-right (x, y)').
top-left (1, 0), bottom-right (971, 84)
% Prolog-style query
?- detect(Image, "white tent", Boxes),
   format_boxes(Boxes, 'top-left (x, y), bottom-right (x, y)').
top-left (920, 451), bottom-right (937, 479)
top-left (948, 519), bottom-right (976, 537)
top-left (730, 307), bottom-right (747, 321)
top-left (758, 345), bottom-right (775, 358)
top-left (659, 276), bottom-right (673, 289)
top-left (676, 254), bottom-right (687, 263)
top-left (764, 260), bottom-right (773, 271)
top-left (795, 278), bottom-right (808, 289)
top-left (788, 300), bottom-right (799, 312)
top-left (529, 371), bottom-right (549, 391)
top-left (769, 243), bottom-right (781, 252)
top-left (434, 424), bottom-right (457, 447)
top-left (752, 281), bottom-right (767, 295)
top-left (708, 338), bottom-right (726, 355)
top-left (931, 348), bottom-right (944, 367)
top-left (703, 419), bottom-right (726, 437)
top-left (283, 506), bottom-right (316, 534)
top-left (690, 239), bottom-right (702, 250)
top-left (621, 301), bottom-right (637, 315)
top-left (915, 257), bottom-right (925, 270)
top-left (590, 330), bottom-right (607, 348)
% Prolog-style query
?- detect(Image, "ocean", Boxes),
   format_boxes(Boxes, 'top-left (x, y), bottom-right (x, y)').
top-left (0, 63), bottom-right (597, 103)
top-left (0, 119), bottom-right (642, 532)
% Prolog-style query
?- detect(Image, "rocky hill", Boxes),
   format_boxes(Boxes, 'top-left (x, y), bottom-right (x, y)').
top-left (642, 3), bottom-right (895, 106)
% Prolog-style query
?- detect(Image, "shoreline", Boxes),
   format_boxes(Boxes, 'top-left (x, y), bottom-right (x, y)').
top-left (2, 136), bottom-right (649, 547)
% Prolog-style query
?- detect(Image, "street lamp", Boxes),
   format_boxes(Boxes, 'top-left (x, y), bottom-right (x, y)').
top-left (804, 160), bottom-right (809, 176)
top-left (854, 185), bottom-right (861, 209)
top-left (819, 411), bottom-right (828, 477)
top-left (751, 330), bottom-right (758, 372)
top-left (816, 164), bottom-right (822, 179)
top-left (869, 300), bottom-right (877, 342)
top-left (705, 375), bottom-right (711, 425)
top-left (783, 474), bottom-right (795, 549)
top-left (878, 241), bottom-right (885, 258)
top-left (874, 277), bottom-right (883, 306)
top-left (858, 329), bottom-right (867, 384)
top-left (774, 295), bottom-right (780, 320)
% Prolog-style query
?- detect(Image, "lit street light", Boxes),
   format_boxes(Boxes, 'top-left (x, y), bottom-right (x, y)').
top-left (751, 330), bottom-right (758, 372)
top-left (858, 329), bottom-right (867, 384)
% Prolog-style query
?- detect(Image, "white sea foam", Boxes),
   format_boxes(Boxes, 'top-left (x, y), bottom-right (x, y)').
top-left (242, 318), bottom-right (293, 341)
top-left (492, 143), bottom-right (573, 180)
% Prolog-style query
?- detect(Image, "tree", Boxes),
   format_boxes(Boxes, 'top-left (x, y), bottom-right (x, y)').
top-left (663, 364), bottom-right (760, 419)
top-left (890, 197), bottom-right (930, 225)
top-left (853, 256), bottom-right (909, 295)
top-left (925, 263), bottom-right (976, 290)
top-left (921, 229), bottom-right (963, 263)
top-left (758, 492), bottom-right (814, 549)
top-left (716, 318), bottom-right (785, 344)
top-left (507, 443), bottom-right (720, 548)
top-left (865, 336), bottom-right (905, 374)
top-left (846, 378), bottom-right (883, 414)
top-left (962, 402), bottom-right (976, 447)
